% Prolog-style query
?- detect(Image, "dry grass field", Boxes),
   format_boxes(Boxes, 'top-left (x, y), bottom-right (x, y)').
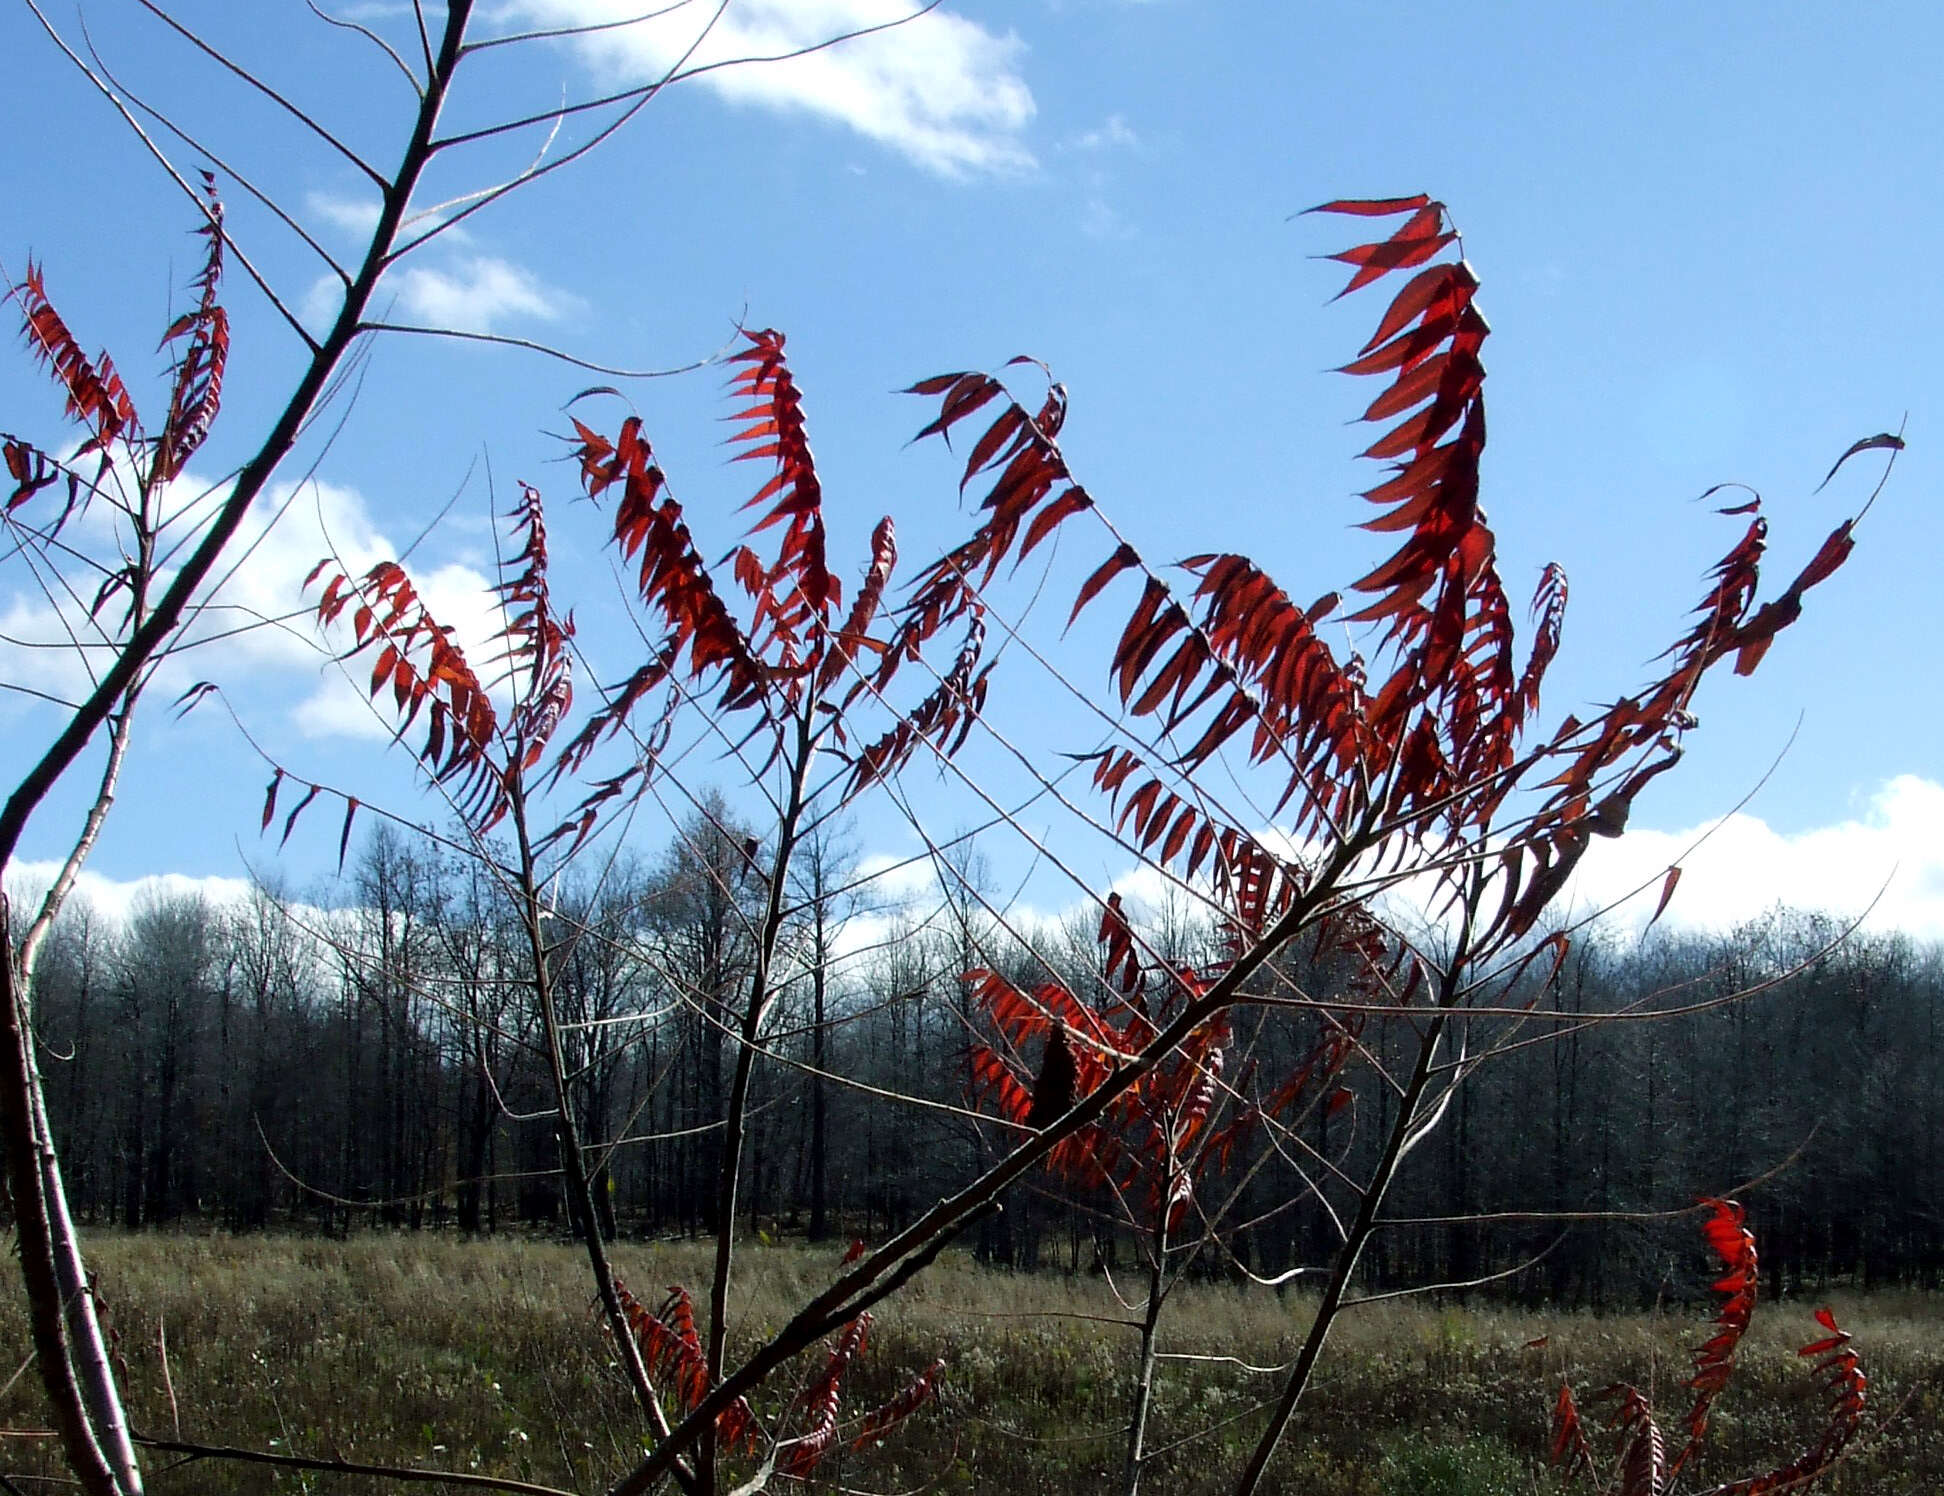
top-left (1, 1234), bottom-right (1939, 1493)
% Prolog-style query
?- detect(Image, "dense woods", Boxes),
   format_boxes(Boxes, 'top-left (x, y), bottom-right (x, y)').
top-left (23, 819), bottom-right (1942, 1304)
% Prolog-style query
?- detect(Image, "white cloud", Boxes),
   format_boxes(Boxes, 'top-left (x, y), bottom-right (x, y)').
top-left (4, 859), bottom-right (255, 926)
top-left (305, 190), bottom-right (382, 239)
top-left (1568, 775), bottom-right (1944, 941)
top-left (1002, 778), bottom-right (1944, 958)
top-left (1069, 113), bottom-right (1137, 152)
top-left (299, 191), bottom-right (561, 335)
top-left (853, 850), bottom-right (941, 903)
top-left (516, 0), bottom-right (1036, 177)
top-left (1079, 189), bottom-right (1133, 241)
top-left (387, 256), bottom-right (577, 334)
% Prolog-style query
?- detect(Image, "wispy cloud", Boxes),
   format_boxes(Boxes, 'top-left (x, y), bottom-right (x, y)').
top-left (1069, 113), bottom-right (1137, 152)
top-left (304, 251), bottom-right (575, 337)
top-left (305, 189), bottom-right (382, 239)
top-left (388, 256), bottom-right (578, 333)
top-left (514, 0), bottom-right (1036, 177)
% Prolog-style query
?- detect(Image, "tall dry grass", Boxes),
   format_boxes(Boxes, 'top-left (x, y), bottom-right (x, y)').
top-left (0, 1234), bottom-right (1937, 1493)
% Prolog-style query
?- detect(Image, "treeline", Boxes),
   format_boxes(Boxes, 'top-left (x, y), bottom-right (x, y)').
top-left (20, 815), bottom-right (1944, 1304)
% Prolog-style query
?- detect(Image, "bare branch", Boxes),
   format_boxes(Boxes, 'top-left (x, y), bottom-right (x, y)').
top-left (305, 0), bottom-right (423, 95)
top-left (132, 0), bottom-right (390, 189)
top-left (355, 321), bottom-right (732, 378)
top-left (132, 1436), bottom-right (576, 1496)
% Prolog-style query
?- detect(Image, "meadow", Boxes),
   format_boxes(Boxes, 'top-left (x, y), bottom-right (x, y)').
top-left (0, 1234), bottom-right (1938, 1494)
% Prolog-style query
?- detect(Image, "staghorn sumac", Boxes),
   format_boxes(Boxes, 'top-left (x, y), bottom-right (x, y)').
top-left (1551, 1201), bottom-right (1869, 1496)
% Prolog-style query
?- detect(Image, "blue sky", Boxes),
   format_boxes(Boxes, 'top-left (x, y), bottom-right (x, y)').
top-left (2, 0), bottom-right (1940, 938)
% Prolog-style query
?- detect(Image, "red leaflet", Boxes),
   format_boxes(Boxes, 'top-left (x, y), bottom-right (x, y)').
top-left (309, 557), bottom-right (506, 828)
top-left (14, 261), bottom-right (140, 451)
top-left (337, 797), bottom-right (359, 872)
top-left (1646, 866), bottom-right (1682, 931)
top-left (1097, 891), bottom-right (1141, 996)
top-left (155, 172), bottom-right (228, 481)
top-left (1069, 543), bottom-right (1140, 627)
top-left (260, 768), bottom-right (282, 833)
top-left (1813, 430), bottom-right (1903, 492)
top-left (729, 329), bottom-right (836, 638)
top-left (848, 1359), bottom-right (945, 1452)
top-left (1671, 1198), bottom-right (1759, 1475)
top-left (1307, 194), bottom-right (1433, 218)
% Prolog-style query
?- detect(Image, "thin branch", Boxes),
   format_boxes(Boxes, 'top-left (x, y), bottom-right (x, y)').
top-left (461, 0), bottom-right (704, 56)
top-left (24, 0), bottom-right (320, 350)
top-left (305, 0), bottom-right (423, 95)
top-left (132, 0), bottom-right (390, 189)
top-left (355, 322), bottom-right (732, 378)
top-left (89, 50), bottom-right (353, 285)
top-left (131, 1437), bottom-right (574, 1496)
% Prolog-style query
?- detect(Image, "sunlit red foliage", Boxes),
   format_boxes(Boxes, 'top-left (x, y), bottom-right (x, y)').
top-left (1551, 1203), bottom-right (1867, 1496)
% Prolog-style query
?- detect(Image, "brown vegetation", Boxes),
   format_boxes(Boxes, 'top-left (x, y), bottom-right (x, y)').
top-left (0, 1235), bottom-right (1937, 1495)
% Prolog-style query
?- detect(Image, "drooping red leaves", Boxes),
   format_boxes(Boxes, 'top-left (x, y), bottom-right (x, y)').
top-left (848, 1357), bottom-right (946, 1453)
top-left (3, 437), bottom-right (79, 525)
top-left (1552, 1205), bottom-right (1868, 1496)
top-left (1550, 1384), bottom-right (1596, 1483)
top-left (877, 362), bottom-right (1091, 741)
top-left (1324, 202), bottom-right (1457, 301)
top-left (1069, 204), bottom-right (1563, 873)
top-left (1612, 1386), bottom-right (1667, 1496)
top-left (780, 1313), bottom-right (870, 1478)
top-left (815, 515), bottom-right (897, 696)
top-left (553, 414), bottom-right (774, 780)
top-left (845, 611), bottom-right (990, 798)
top-left (13, 261), bottom-right (139, 454)
top-left (728, 329), bottom-right (836, 655)
top-left (307, 556), bottom-right (505, 828)
top-left (154, 172), bottom-right (228, 482)
top-left (1670, 1197), bottom-right (1759, 1476)
top-left (1696, 1309), bottom-right (1868, 1496)
top-left (966, 864), bottom-right (1388, 1229)
top-left (492, 483), bottom-right (574, 767)
top-left (613, 1280), bottom-right (756, 1452)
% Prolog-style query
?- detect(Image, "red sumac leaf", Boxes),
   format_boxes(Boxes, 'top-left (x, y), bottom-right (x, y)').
top-left (1307, 194), bottom-right (1433, 218)
top-left (1646, 866), bottom-right (1681, 931)
top-left (1813, 431), bottom-right (1904, 493)
top-left (1069, 543), bottom-right (1140, 628)
top-left (337, 797), bottom-right (359, 872)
